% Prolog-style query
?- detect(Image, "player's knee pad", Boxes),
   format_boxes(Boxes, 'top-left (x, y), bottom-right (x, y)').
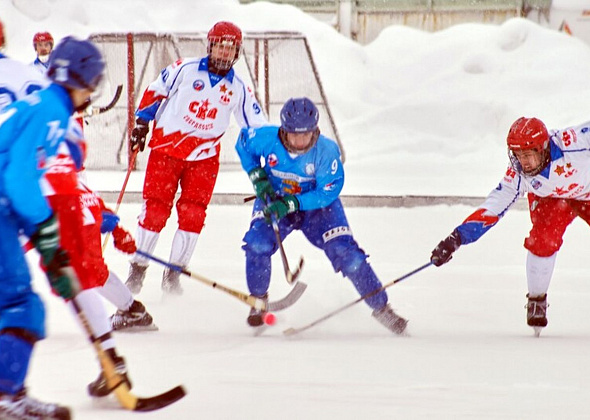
top-left (524, 234), bottom-right (563, 257)
top-left (177, 201), bottom-right (206, 233)
top-left (141, 199), bottom-right (173, 232)
top-left (0, 293), bottom-right (45, 340)
top-left (325, 237), bottom-right (368, 276)
top-left (242, 226), bottom-right (277, 257)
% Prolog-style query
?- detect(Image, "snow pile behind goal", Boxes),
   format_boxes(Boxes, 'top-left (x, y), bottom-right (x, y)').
top-left (84, 31), bottom-right (342, 171)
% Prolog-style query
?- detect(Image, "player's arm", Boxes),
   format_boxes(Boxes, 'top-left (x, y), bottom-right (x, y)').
top-left (232, 80), bottom-right (268, 129)
top-left (430, 170), bottom-right (524, 266)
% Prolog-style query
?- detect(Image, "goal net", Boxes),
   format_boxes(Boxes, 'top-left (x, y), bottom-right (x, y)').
top-left (85, 31), bottom-right (343, 171)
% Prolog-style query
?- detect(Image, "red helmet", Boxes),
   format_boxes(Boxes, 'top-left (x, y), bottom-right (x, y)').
top-left (0, 20), bottom-right (5, 49)
top-left (33, 32), bottom-right (54, 49)
top-left (506, 117), bottom-right (549, 153)
top-left (207, 21), bottom-right (242, 72)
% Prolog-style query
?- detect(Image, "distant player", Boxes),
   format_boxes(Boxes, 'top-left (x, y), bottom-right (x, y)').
top-left (31, 31), bottom-right (54, 74)
top-left (236, 97), bottom-right (408, 334)
top-left (431, 117), bottom-right (590, 335)
top-left (126, 21), bottom-right (267, 295)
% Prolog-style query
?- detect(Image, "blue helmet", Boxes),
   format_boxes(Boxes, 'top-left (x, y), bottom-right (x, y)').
top-left (280, 97), bottom-right (319, 133)
top-left (47, 36), bottom-right (105, 90)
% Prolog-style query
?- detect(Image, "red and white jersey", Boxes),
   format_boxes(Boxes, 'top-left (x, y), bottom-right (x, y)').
top-left (136, 56), bottom-right (267, 161)
top-left (480, 120), bottom-right (590, 217)
top-left (39, 119), bottom-right (85, 196)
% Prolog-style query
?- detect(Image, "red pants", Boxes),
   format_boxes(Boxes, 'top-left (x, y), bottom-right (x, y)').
top-left (139, 150), bottom-right (219, 233)
top-left (48, 194), bottom-right (109, 289)
top-left (525, 193), bottom-right (590, 257)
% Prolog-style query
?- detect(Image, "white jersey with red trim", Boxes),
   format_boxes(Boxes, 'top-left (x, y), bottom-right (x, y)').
top-left (136, 56), bottom-right (267, 161)
top-left (456, 120), bottom-right (590, 244)
top-left (39, 119), bottom-right (85, 197)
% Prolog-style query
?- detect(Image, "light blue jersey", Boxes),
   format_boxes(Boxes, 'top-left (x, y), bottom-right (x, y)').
top-left (236, 125), bottom-right (344, 210)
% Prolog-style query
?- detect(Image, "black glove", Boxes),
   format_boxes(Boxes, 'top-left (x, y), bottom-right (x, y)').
top-left (248, 167), bottom-right (275, 201)
top-left (31, 215), bottom-right (78, 299)
top-left (263, 195), bottom-right (299, 222)
top-left (431, 229), bottom-right (462, 267)
top-left (130, 118), bottom-right (149, 152)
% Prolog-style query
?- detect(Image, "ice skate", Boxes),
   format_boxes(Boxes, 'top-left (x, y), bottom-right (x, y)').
top-left (0, 388), bottom-right (71, 420)
top-left (372, 304), bottom-right (408, 335)
top-left (126, 262), bottom-right (147, 294)
top-left (246, 294), bottom-right (269, 331)
top-left (526, 294), bottom-right (548, 337)
top-left (110, 300), bottom-right (158, 332)
top-left (87, 350), bottom-right (132, 397)
top-left (161, 267), bottom-right (183, 295)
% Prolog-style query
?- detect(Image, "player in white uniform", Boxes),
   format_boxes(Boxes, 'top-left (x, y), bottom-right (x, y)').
top-left (30, 32), bottom-right (54, 74)
top-left (126, 21), bottom-right (267, 295)
top-left (431, 117), bottom-right (590, 334)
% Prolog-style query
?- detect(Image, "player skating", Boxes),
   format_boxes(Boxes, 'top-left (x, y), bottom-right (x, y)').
top-left (431, 117), bottom-right (590, 336)
top-left (0, 24), bottom-right (79, 420)
top-left (236, 97), bottom-right (408, 334)
top-left (126, 21), bottom-right (267, 296)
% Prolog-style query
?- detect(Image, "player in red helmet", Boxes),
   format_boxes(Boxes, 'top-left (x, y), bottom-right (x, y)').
top-left (31, 31), bottom-right (54, 73)
top-left (207, 21), bottom-right (242, 74)
top-left (430, 116), bottom-right (590, 336)
top-left (125, 21), bottom-right (267, 296)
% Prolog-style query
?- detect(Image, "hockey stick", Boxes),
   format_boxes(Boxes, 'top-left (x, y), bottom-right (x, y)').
top-left (84, 84), bottom-right (123, 116)
top-left (271, 216), bottom-right (304, 285)
top-left (245, 195), bottom-right (304, 284)
top-left (283, 262), bottom-right (433, 336)
top-left (71, 297), bottom-right (186, 411)
top-left (102, 149), bottom-right (139, 251)
top-left (136, 250), bottom-right (307, 311)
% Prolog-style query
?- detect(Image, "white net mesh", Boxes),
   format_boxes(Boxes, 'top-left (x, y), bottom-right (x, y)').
top-left (85, 31), bottom-right (342, 171)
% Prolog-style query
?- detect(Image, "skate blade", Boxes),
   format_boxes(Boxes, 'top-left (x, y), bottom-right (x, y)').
top-left (533, 327), bottom-right (543, 337)
top-left (114, 324), bottom-right (159, 333)
top-left (251, 325), bottom-right (269, 337)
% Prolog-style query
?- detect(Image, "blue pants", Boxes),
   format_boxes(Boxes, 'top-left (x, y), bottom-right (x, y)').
top-left (0, 205), bottom-right (46, 339)
top-left (242, 198), bottom-right (388, 310)
top-left (0, 204), bottom-right (46, 394)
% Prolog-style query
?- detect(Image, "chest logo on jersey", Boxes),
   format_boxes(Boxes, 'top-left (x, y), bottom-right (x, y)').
top-left (193, 79), bottom-right (205, 91)
top-left (188, 99), bottom-right (218, 120)
top-left (530, 179), bottom-right (542, 190)
top-left (553, 183), bottom-right (583, 196)
top-left (218, 83), bottom-right (233, 106)
top-left (305, 163), bottom-right (315, 176)
top-left (561, 129), bottom-right (578, 147)
top-left (267, 154), bottom-right (278, 167)
top-left (554, 163), bottom-right (577, 178)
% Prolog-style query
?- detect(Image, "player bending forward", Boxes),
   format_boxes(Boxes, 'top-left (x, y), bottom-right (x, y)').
top-left (431, 117), bottom-right (590, 335)
top-left (236, 97), bottom-right (408, 334)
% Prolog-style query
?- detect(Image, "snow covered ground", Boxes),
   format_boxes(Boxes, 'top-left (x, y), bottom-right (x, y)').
top-left (4, 0), bottom-right (590, 418)
top-left (28, 203), bottom-right (590, 419)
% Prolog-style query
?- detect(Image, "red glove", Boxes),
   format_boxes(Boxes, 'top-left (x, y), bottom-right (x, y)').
top-left (112, 226), bottom-right (137, 254)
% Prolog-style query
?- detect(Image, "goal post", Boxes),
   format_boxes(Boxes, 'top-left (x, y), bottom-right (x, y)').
top-left (85, 31), bottom-right (343, 171)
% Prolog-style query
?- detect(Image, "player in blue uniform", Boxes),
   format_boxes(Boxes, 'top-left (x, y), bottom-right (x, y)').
top-left (0, 35), bottom-right (104, 420)
top-left (236, 97), bottom-right (408, 334)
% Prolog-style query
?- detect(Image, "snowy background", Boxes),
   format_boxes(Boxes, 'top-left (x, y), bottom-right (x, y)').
top-left (3, 0), bottom-right (590, 419)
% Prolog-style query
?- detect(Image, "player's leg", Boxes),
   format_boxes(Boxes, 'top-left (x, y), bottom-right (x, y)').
top-left (524, 194), bottom-right (576, 328)
top-left (127, 151), bottom-right (183, 294)
top-left (302, 199), bottom-right (407, 334)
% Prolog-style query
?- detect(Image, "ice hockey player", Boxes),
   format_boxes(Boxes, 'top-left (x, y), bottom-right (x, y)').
top-left (431, 117), bottom-right (590, 335)
top-left (126, 21), bottom-right (267, 296)
top-left (31, 31), bottom-right (54, 73)
top-left (0, 27), bottom-right (80, 420)
top-left (236, 97), bottom-right (408, 334)
top-left (37, 40), bottom-right (159, 400)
